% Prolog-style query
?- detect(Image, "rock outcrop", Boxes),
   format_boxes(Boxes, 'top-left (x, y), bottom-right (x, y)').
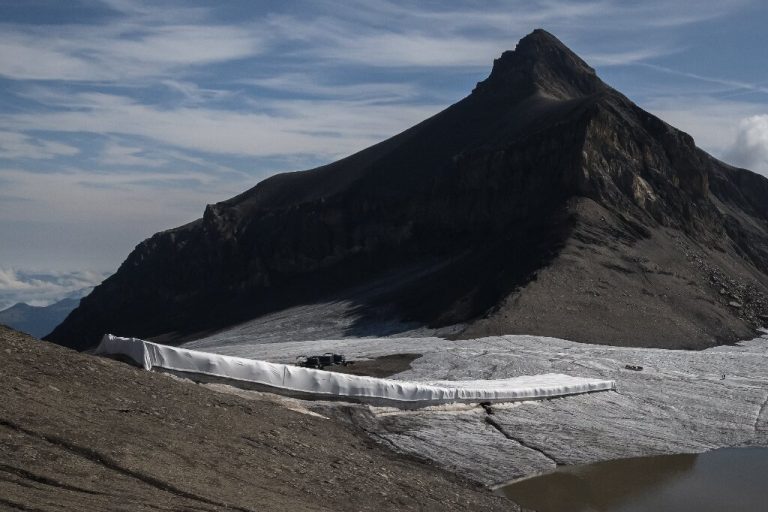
top-left (48, 29), bottom-right (768, 351)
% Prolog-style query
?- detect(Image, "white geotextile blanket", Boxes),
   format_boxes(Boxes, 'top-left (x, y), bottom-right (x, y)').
top-left (96, 335), bottom-right (615, 404)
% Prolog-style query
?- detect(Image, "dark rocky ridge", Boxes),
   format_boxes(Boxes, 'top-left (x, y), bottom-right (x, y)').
top-left (48, 29), bottom-right (768, 351)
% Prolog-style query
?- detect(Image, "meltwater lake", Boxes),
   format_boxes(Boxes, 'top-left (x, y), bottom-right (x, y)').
top-left (496, 447), bottom-right (768, 512)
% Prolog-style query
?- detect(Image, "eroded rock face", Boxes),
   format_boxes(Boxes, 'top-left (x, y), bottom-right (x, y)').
top-left (48, 29), bottom-right (768, 351)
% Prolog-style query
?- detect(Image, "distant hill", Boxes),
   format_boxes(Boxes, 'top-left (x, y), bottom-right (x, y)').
top-left (0, 297), bottom-right (80, 338)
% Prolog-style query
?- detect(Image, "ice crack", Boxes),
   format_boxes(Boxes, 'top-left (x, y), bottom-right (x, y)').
top-left (754, 392), bottom-right (768, 433)
top-left (484, 415), bottom-right (562, 465)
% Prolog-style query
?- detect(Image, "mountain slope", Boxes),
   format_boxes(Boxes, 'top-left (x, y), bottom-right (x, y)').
top-left (48, 29), bottom-right (768, 351)
top-left (0, 297), bottom-right (79, 339)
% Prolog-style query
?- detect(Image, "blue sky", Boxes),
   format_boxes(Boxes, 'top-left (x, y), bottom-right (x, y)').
top-left (0, 0), bottom-right (767, 308)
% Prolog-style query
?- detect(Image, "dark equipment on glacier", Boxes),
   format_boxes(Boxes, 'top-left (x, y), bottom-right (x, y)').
top-left (296, 353), bottom-right (348, 369)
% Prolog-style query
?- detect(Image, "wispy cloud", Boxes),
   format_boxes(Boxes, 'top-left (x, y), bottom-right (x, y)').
top-left (639, 63), bottom-right (768, 96)
top-left (270, 18), bottom-right (506, 68)
top-left (98, 142), bottom-right (169, 168)
top-left (0, 131), bottom-right (79, 160)
top-left (160, 80), bottom-right (235, 104)
top-left (3, 89), bottom-right (442, 160)
top-left (263, 1), bottom-right (689, 69)
top-left (241, 74), bottom-right (420, 101)
top-left (587, 48), bottom-right (682, 67)
top-left (0, 0), bottom-right (722, 84)
top-left (0, 166), bottom-right (244, 223)
top-left (0, 23), bottom-right (265, 81)
top-left (0, 162), bottom-right (256, 272)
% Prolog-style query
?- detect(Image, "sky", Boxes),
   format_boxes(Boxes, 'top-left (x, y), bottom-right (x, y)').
top-left (0, 0), bottom-right (767, 309)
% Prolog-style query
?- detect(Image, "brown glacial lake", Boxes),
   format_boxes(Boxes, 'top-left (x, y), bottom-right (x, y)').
top-left (495, 447), bottom-right (768, 512)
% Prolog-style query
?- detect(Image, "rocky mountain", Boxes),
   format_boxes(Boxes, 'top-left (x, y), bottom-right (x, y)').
top-left (48, 29), bottom-right (768, 351)
top-left (0, 297), bottom-right (80, 339)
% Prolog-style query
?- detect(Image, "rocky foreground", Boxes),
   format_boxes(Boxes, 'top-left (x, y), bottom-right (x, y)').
top-left (0, 325), bottom-right (511, 511)
top-left (9, 320), bottom-right (768, 510)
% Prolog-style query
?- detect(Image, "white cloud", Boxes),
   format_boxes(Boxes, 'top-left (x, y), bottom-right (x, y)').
top-left (302, 31), bottom-right (506, 68)
top-left (0, 24), bottom-right (264, 81)
top-left (640, 0), bottom-right (752, 27)
top-left (642, 96), bottom-right (766, 156)
top-left (4, 89), bottom-right (443, 160)
top-left (109, 25), bottom-right (261, 65)
top-left (160, 80), bottom-right (235, 104)
top-left (587, 48), bottom-right (681, 67)
top-left (724, 115), bottom-right (768, 175)
top-left (0, 131), bottom-right (79, 160)
top-left (98, 142), bottom-right (168, 167)
top-left (0, 164), bottom-right (255, 274)
top-left (0, 268), bottom-right (109, 310)
top-left (263, 0), bottom-right (734, 70)
top-left (240, 74), bottom-right (420, 101)
top-left (0, 0), bottom-right (747, 83)
top-left (0, 166), bottom-right (244, 224)
top-left (639, 63), bottom-right (768, 95)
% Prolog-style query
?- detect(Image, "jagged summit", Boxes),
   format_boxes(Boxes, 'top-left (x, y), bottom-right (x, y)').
top-left (48, 31), bottom-right (768, 351)
top-left (474, 29), bottom-right (606, 99)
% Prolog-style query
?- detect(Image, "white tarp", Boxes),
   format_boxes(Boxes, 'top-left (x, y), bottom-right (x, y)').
top-left (96, 334), bottom-right (615, 405)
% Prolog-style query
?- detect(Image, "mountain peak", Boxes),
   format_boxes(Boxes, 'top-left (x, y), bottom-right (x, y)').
top-left (517, 28), bottom-right (569, 49)
top-left (47, 28), bottom-right (768, 351)
top-left (474, 29), bottom-right (605, 100)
